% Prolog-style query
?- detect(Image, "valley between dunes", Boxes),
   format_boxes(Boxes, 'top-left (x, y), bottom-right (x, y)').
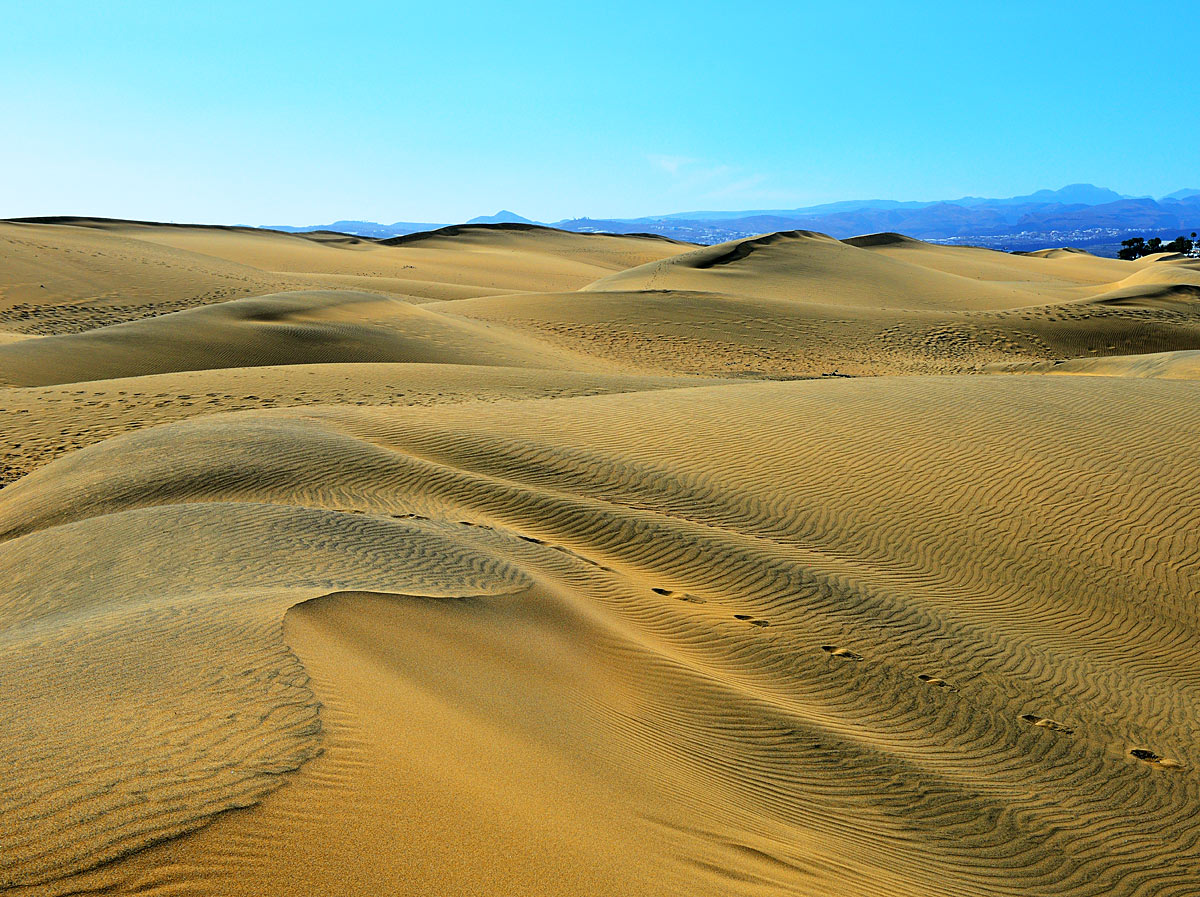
top-left (2, 218), bottom-right (1200, 896)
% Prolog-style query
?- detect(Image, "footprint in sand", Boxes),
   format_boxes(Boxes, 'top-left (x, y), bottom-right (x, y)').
top-left (732, 614), bottom-right (770, 627)
top-left (917, 674), bottom-right (957, 691)
top-left (821, 645), bottom-right (863, 660)
top-left (1129, 748), bottom-right (1184, 769)
top-left (534, 543), bottom-right (609, 571)
top-left (653, 588), bottom-right (706, 603)
top-left (1020, 714), bottom-right (1074, 735)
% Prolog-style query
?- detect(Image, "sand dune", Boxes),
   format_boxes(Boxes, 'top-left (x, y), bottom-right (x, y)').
top-left (4, 378), bottom-right (1199, 895)
top-left (439, 237), bottom-right (1200, 376)
top-left (3, 219), bottom-right (1200, 896)
top-left (586, 230), bottom-right (1095, 308)
top-left (0, 363), bottom-right (719, 486)
top-left (0, 289), bottom-right (606, 386)
top-left (989, 347), bottom-right (1200, 379)
top-left (0, 219), bottom-right (694, 336)
top-left (0, 219), bottom-right (311, 334)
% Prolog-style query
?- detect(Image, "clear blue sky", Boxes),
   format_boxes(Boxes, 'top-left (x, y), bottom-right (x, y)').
top-left (4, 1), bottom-right (1197, 224)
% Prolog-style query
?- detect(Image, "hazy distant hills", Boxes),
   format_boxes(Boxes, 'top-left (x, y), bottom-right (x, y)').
top-left (262, 210), bottom-right (535, 238)
top-left (659, 183), bottom-right (1131, 220)
top-left (262, 185), bottom-right (1200, 255)
top-left (558, 185), bottom-right (1200, 253)
top-left (263, 219), bottom-right (445, 239)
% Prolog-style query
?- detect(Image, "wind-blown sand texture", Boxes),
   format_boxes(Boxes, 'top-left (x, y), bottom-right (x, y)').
top-left (2, 219), bottom-right (1200, 896)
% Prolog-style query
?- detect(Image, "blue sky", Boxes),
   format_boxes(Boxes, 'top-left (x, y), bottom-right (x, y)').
top-left (4, 1), bottom-right (1197, 224)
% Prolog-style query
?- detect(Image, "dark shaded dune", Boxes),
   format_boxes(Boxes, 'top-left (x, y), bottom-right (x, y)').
top-left (0, 290), bottom-right (595, 386)
top-left (381, 221), bottom-right (693, 247)
top-left (4, 215), bottom-right (272, 235)
top-left (1074, 281), bottom-right (1200, 311)
top-left (378, 221), bottom-right (697, 253)
top-left (3, 375), bottom-right (1199, 894)
top-left (615, 231), bottom-right (693, 243)
top-left (3, 216), bottom-right (385, 257)
top-left (690, 230), bottom-right (839, 268)
top-left (840, 232), bottom-right (922, 247)
top-left (381, 221), bottom-right (565, 244)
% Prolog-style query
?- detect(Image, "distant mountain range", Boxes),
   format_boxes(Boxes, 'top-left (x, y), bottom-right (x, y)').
top-left (262, 185), bottom-right (1200, 256)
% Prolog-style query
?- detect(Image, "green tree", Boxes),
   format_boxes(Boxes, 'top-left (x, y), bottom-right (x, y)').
top-left (1118, 237), bottom-right (1146, 260)
top-left (1117, 234), bottom-right (1196, 259)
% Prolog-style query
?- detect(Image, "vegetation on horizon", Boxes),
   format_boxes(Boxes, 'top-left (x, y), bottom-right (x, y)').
top-left (1118, 233), bottom-right (1197, 259)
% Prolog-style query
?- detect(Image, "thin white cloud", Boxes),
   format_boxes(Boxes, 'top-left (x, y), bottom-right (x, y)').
top-left (704, 174), bottom-right (768, 198)
top-left (646, 154), bottom-right (697, 176)
top-left (648, 155), bottom-right (789, 205)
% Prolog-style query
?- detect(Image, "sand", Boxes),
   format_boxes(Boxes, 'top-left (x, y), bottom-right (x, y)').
top-left (2, 220), bottom-right (1200, 896)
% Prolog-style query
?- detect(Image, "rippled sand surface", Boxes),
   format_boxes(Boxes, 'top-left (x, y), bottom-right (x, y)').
top-left (3, 220), bottom-right (1200, 895)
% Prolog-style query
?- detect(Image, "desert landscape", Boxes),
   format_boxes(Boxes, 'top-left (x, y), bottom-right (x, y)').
top-left (1, 216), bottom-right (1199, 895)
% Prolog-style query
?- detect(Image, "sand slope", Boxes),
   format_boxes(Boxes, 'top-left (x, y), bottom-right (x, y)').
top-left (6, 221), bottom-right (1200, 378)
top-left (0, 219), bottom-right (313, 334)
top-left (587, 230), bottom-right (1115, 308)
top-left (428, 233), bottom-right (1200, 377)
top-left (441, 275), bottom-right (1200, 379)
top-left (3, 377), bottom-right (1200, 896)
top-left (96, 219), bottom-right (692, 295)
top-left (0, 290), bottom-right (607, 386)
top-left (3, 220), bottom-right (1200, 896)
top-left (989, 347), bottom-right (1200, 379)
top-left (0, 363), bottom-right (720, 486)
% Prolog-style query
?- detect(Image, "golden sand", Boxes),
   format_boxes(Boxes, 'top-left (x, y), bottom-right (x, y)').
top-left (2, 220), bottom-right (1199, 895)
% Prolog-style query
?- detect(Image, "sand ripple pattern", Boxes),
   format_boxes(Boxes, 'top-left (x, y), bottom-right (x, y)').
top-left (2, 375), bottom-right (1199, 894)
top-left (0, 500), bottom-right (529, 888)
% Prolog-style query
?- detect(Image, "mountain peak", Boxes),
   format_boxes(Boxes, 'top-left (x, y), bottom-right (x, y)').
top-left (972, 184), bottom-right (1126, 208)
top-left (466, 210), bottom-right (536, 225)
